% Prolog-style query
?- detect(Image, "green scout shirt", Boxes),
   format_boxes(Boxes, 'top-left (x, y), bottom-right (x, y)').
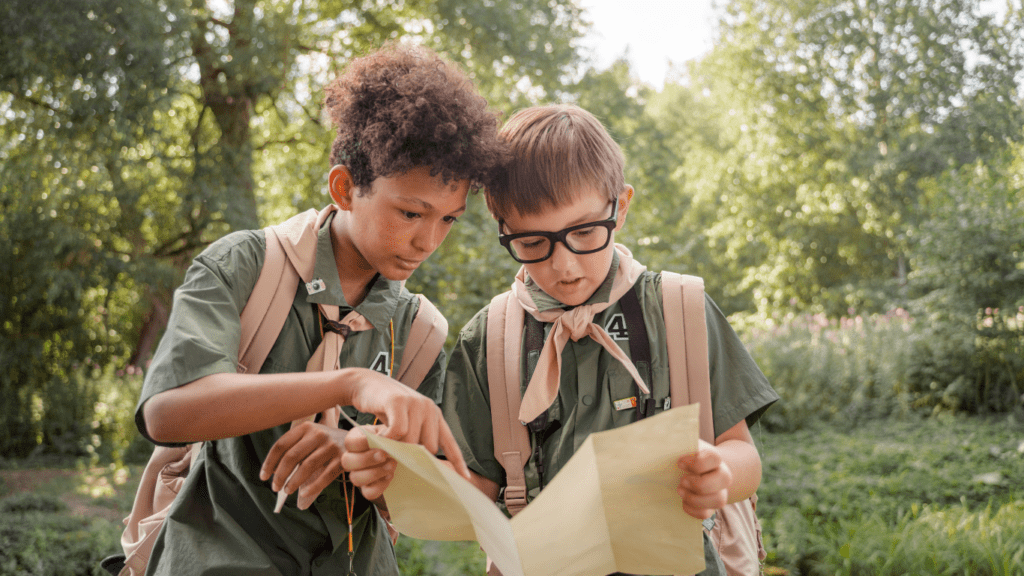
top-left (441, 255), bottom-right (778, 576)
top-left (136, 213), bottom-right (444, 576)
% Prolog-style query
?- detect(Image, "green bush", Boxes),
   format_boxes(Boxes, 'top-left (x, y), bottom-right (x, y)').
top-left (904, 155), bottom-right (1024, 417)
top-left (741, 309), bottom-right (917, 431)
top-left (0, 494), bottom-right (120, 576)
top-left (742, 305), bottom-right (1024, 431)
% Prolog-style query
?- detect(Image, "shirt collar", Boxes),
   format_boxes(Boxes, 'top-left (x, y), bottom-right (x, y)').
top-left (524, 249), bottom-right (621, 312)
top-left (304, 212), bottom-right (403, 332)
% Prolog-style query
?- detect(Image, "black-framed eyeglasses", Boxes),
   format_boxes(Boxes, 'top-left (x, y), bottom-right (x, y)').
top-left (498, 201), bottom-right (618, 264)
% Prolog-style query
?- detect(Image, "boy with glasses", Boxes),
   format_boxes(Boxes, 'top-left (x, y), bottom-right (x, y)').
top-left (434, 104), bottom-right (779, 575)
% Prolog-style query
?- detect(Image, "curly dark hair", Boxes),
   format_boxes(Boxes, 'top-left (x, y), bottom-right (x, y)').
top-left (324, 44), bottom-right (505, 194)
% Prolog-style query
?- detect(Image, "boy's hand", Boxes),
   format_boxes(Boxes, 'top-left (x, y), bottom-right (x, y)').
top-left (347, 369), bottom-right (471, 480)
top-left (677, 439), bottom-right (733, 520)
top-left (341, 426), bottom-right (397, 501)
top-left (260, 420), bottom-right (347, 510)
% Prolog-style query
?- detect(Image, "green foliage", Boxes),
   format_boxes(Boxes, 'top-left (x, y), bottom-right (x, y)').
top-left (758, 416), bottom-right (1024, 575)
top-left (0, 494), bottom-right (120, 576)
top-left (903, 152), bottom-right (1024, 414)
top-left (684, 0), bottom-right (1024, 316)
top-left (0, 493), bottom-right (67, 515)
top-left (395, 538), bottom-right (485, 576)
top-left (742, 310), bottom-right (918, 431)
top-left (744, 301), bottom-right (1023, 430)
top-left (1, 0), bottom-right (587, 454)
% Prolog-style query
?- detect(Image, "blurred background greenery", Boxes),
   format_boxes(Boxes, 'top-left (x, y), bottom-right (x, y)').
top-left (2, 0), bottom-right (1023, 574)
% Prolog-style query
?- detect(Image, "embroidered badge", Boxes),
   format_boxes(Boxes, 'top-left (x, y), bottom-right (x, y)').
top-left (613, 397), bottom-right (637, 411)
top-left (305, 278), bottom-right (326, 295)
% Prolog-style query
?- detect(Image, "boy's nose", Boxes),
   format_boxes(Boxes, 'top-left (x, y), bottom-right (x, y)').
top-left (548, 241), bottom-right (579, 273)
top-left (411, 221), bottom-right (446, 254)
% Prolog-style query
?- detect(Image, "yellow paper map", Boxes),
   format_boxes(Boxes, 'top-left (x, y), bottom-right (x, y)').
top-left (362, 404), bottom-right (705, 576)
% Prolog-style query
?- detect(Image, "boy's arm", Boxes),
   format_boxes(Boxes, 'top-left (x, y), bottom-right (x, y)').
top-left (676, 419), bottom-right (761, 520)
top-left (143, 368), bottom-right (470, 491)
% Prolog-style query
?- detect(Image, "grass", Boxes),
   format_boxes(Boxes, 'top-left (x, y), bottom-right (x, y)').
top-left (3, 415), bottom-right (1023, 575)
top-left (754, 413), bottom-right (1024, 575)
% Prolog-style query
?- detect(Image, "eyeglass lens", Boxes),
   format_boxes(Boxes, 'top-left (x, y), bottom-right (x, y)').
top-left (507, 224), bottom-right (611, 261)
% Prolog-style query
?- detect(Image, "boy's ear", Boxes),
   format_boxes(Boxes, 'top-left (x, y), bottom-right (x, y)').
top-left (615, 185), bottom-right (634, 231)
top-left (328, 165), bottom-right (356, 210)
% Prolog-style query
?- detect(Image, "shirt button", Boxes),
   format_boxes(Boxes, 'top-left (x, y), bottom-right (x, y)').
top-left (581, 395), bottom-right (594, 406)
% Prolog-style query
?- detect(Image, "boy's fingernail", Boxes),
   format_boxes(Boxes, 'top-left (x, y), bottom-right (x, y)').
top-left (374, 451), bottom-right (385, 462)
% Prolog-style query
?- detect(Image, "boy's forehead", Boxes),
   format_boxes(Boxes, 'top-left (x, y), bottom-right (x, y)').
top-left (501, 186), bottom-right (610, 231)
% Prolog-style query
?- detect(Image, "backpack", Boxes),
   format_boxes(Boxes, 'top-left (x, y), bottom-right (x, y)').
top-left (112, 207), bottom-right (448, 576)
top-left (484, 272), bottom-right (765, 576)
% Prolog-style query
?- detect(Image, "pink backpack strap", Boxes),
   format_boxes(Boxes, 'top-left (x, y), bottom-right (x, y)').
top-left (237, 207), bottom-right (327, 374)
top-left (661, 272), bottom-right (714, 443)
top-left (393, 294), bottom-right (448, 390)
top-left (485, 291), bottom-right (531, 515)
top-left (663, 272), bottom-right (766, 575)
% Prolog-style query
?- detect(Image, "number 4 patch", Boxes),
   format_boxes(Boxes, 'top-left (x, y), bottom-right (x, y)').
top-left (369, 351), bottom-right (391, 376)
top-left (604, 313), bottom-right (629, 340)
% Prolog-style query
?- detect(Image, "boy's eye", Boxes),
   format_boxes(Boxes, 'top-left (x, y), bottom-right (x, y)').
top-left (443, 215), bottom-right (459, 224)
top-left (402, 210), bottom-right (420, 219)
top-left (518, 238), bottom-right (546, 249)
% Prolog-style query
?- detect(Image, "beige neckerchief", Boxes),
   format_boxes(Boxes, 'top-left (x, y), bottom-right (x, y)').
top-left (512, 244), bottom-right (649, 424)
top-left (274, 305), bottom-right (373, 513)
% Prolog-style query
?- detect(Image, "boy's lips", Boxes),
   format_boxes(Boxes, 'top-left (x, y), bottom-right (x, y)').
top-left (396, 256), bottom-right (425, 269)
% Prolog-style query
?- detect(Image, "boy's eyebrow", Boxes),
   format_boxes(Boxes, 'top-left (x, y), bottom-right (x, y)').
top-left (395, 196), bottom-right (467, 215)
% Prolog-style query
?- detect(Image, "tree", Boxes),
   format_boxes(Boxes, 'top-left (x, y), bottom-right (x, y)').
top-left (688, 0), bottom-right (1024, 316)
top-left (1, 0), bottom-right (587, 453)
top-left (903, 148), bottom-right (1024, 412)
top-left (0, 0), bottom-right (181, 455)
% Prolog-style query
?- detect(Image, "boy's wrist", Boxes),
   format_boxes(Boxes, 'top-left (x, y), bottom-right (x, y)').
top-left (330, 367), bottom-right (365, 408)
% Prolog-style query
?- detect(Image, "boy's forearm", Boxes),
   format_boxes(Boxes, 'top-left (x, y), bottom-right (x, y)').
top-left (142, 369), bottom-right (365, 443)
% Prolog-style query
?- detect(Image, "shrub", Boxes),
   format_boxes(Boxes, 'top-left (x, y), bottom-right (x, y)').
top-left (741, 309), bottom-right (916, 431)
top-left (0, 494), bottom-right (120, 576)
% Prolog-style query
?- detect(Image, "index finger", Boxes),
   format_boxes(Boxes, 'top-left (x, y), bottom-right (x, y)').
top-left (437, 419), bottom-right (471, 480)
top-left (261, 428), bottom-right (301, 481)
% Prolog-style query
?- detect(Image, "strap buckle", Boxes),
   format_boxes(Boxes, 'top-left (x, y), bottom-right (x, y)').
top-left (503, 485), bottom-right (528, 510)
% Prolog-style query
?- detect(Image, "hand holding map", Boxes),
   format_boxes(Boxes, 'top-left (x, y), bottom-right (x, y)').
top-left (357, 404), bottom-right (705, 576)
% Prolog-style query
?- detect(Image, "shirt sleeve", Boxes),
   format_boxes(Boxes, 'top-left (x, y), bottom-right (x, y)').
top-left (440, 305), bottom-right (505, 486)
top-left (704, 295), bottom-right (779, 437)
top-left (135, 230), bottom-right (266, 445)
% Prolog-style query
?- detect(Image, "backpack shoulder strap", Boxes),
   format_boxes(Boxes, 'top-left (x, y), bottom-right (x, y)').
top-left (485, 291), bottom-right (531, 515)
top-left (237, 207), bottom-right (323, 374)
top-left (393, 294), bottom-right (448, 389)
top-left (237, 226), bottom-right (300, 374)
top-left (619, 285), bottom-right (654, 419)
top-left (661, 272), bottom-right (715, 443)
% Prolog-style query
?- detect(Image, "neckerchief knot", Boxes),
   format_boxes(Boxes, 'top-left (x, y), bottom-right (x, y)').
top-left (511, 244), bottom-right (650, 423)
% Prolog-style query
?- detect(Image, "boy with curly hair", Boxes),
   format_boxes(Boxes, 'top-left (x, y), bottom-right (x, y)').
top-left (134, 44), bottom-right (504, 576)
top-left (431, 104), bottom-right (779, 575)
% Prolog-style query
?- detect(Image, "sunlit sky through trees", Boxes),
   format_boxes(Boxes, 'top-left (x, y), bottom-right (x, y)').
top-left (579, 0), bottom-right (716, 88)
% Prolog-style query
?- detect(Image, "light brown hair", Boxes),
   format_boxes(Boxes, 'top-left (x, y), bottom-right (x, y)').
top-left (485, 104), bottom-right (624, 220)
